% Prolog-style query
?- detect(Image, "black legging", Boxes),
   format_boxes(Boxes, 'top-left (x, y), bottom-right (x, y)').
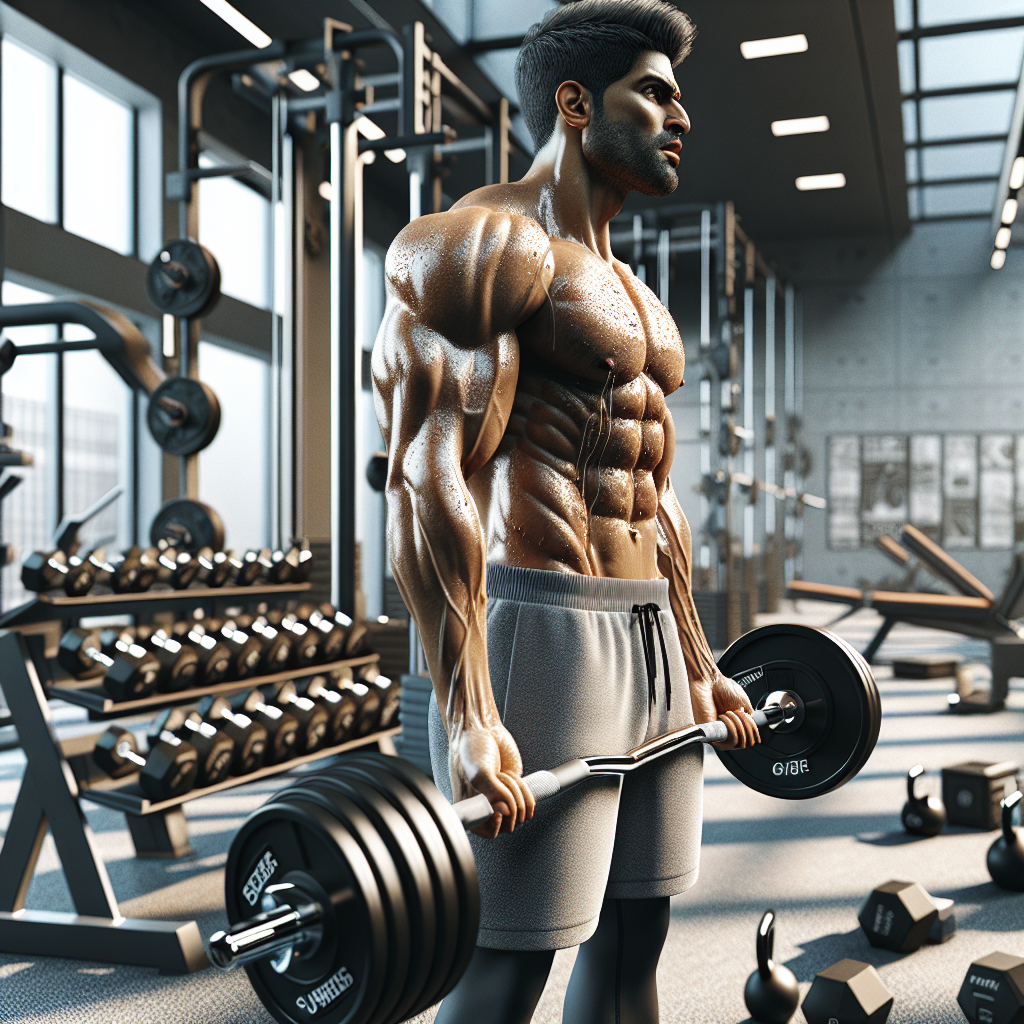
top-left (434, 896), bottom-right (671, 1024)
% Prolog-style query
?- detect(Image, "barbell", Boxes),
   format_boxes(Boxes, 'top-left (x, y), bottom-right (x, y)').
top-left (207, 624), bottom-right (880, 1024)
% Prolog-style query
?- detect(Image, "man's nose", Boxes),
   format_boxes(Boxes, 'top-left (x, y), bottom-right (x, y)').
top-left (666, 106), bottom-right (690, 137)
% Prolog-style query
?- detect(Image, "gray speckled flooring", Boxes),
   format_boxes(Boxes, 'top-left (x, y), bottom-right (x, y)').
top-left (2, 601), bottom-right (1022, 1023)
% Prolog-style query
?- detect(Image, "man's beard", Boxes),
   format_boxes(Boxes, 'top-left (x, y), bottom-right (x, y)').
top-left (583, 102), bottom-right (679, 198)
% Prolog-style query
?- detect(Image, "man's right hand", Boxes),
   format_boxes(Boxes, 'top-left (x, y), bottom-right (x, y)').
top-left (450, 721), bottom-right (537, 839)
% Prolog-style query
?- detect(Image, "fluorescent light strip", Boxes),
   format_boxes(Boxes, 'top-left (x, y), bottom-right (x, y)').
top-left (795, 172), bottom-right (846, 191)
top-left (198, 0), bottom-right (272, 48)
top-left (288, 69), bottom-right (320, 92)
top-left (355, 116), bottom-right (406, 164)
top-left (1011, 156), bottom-right (1024, 191)
top-left (772, 115), bottom-right (829, 137)
top-left (991, 249), bottom-right (1007, 269)
top-left (741, 34), bottom-right (808, 60)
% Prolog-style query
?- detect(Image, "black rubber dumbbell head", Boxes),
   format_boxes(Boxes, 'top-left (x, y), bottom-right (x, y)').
top-left (198, 695), bottom-right (268, 775)
top-left (802, 959), bottom-right (893, 1024)
top-left (302, 674), bottom-right (359, 745)
top-left (274, 681), bottom-right (329, 753)
top-left (232, 689), bottom-right (299, 764)
top-left (57, 628), bottom-right (108, 680)
top-left (857, 880), bottom-right (939, 954)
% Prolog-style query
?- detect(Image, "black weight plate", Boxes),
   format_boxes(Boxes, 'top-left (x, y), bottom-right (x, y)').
top-left (225, 798), bottom-right (386, 1024)
top-left (147, 377), bottom-right (221, 455)
top-left (716, 624), bottom-right (881, 800)
top-left (334, 758), bottom-right (460, 1015)
top-left (146, 239), bottom-right (221, 318)
top-left (301, 773), bottom-right (436, 1024)
top-left (344, 753), bottom-right (479, 1006)
top-left (150, 498), bottom-right (225, 553)
top-left (276, 784), bottom-right (409, 1024)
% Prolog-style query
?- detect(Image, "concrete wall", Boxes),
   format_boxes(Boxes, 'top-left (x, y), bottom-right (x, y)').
top-left (767, 219), bottom-right (1024, 596)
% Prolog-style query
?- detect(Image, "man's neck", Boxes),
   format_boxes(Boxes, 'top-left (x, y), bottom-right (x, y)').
top-left (523, 130), bottom-right (625, 262)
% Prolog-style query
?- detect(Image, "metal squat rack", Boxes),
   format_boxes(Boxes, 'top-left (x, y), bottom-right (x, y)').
top-left (0, 581), bottom-right (394, 974)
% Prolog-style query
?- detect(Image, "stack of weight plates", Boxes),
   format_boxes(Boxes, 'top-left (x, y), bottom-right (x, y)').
top-left (224, 752), bottom-right (478, 1024)
top-left (392, 674), bottom-right (434, 778)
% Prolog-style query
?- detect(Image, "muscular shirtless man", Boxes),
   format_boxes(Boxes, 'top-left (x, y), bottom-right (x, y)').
top-left (372, 2), bottom-right (760, 1021)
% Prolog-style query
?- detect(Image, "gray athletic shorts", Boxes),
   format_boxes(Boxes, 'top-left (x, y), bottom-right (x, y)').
top-left (428, 563), bottom-right (704, 951)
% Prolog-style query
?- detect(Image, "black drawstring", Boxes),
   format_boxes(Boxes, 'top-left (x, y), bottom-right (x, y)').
top-left (632, 603), bottom-right (671, 712)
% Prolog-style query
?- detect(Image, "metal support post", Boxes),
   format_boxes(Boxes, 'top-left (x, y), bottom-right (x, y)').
top-left (784, 284), bottom-right (796, 583)
top-left (764, 275), bottom-right (778, 610)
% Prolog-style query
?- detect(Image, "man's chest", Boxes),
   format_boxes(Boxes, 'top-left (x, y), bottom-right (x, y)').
top-left (516, 237), bottom-right (685, 397)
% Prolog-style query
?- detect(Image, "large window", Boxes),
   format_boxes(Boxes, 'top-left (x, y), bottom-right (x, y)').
top-left (1, 38), bottom-right (58, 223)
top-left (198, 153), bottom-right (272, 310)
top-left (198, 341), bottom-right (271, 552)
top-left (0, 17), bottom-right (159, 259)
top-left (63, 73), bottom-right (135, 255)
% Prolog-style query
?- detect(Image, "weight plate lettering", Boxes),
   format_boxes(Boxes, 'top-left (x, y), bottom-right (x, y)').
top-left (716, 624), bottom-right (880, 799)
top-left (225, 800), bottom-right (386, 1024)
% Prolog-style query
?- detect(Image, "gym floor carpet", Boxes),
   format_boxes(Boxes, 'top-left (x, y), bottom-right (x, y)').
top-left (0, 600), bottom-right (1020, 1023)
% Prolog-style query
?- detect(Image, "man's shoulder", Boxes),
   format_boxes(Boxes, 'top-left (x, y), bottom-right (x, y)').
top-left (385, 192), bottom-right (552, 326)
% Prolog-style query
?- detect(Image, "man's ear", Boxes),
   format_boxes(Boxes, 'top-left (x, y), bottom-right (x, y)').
top-left (555, 80), bottom-right (592, 131)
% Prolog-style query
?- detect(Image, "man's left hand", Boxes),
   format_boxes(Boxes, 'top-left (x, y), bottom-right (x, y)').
top-left (691, 672), bottom-right (760, 750)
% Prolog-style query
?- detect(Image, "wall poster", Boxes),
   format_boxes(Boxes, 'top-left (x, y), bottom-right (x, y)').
top-left (828, 432), bottom-right (1024, 551)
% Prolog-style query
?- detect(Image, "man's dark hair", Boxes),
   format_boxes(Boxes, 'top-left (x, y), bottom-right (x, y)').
top-left (515, 0), bottom-right (696, 149)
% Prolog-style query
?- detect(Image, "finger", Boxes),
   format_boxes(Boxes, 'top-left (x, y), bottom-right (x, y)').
top-left (477, 773), bottom-right (517, 825)
top-left (471, 811), bottom-right (502, 840)
top-left (712, 711), bottom-right (739, 750)
top-left (742, 711), bottom-right (761, 746)
top-left (496, 772), bottom-right (526, 830)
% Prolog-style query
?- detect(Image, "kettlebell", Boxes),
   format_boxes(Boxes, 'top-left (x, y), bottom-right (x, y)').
top-left (744, 909), bottom-right (800, 1024)
top-left (987, 789), bottom-right (1024, 891)
top-left (901, 764), bottom-right (946, 837)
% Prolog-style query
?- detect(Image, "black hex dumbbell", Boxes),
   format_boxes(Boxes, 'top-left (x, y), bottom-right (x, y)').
top-left (22, 548), bottom-right (93, 595)
top-left (234, 613), bottom-right (293, 674)
top-left (196, 547), bottom-right (233, 588)
top-left (325, 667), bottom-right (378, 737)
top-left (172, 620), bottom-right (234, 685)
top-left (320, 603), bottom-right (365, 656)
top-left (265, 610), bottom-right (320, 666)
top-left (148, 708), bottom-right (234, 788)
top-left (196, 695), bottom-right (268, 775)
top-left (230, 689), bottom-right (300, 764)
top-left (133, 625), bottom-right (201, 693)
top-left (230, 549), bottom-right (266, 587)
top-left (207, 618), bottom-right (263, 680)
top-left (107, 545), bottom-right (161, 593)
top-left (271, 681), bottom-right (329, 754)
top-left (370, 673), bottom-right (401, 731)
top-left (299, 674), bottom-right (361, 745)
top-left (155, 546), bottom-right (201, 589)
top-left (293, 603), bottom-right (347, 663)
top-left (57, 627), bottom-right (161, 701)
top-left (92, 725), bottom-right (198, 801)
top-left (802, 960), bottom-right (893, 1024)
top-left (958, 951), bottom-right (1024, 1023)
top-left (858, 880), bottom-right (955, 952)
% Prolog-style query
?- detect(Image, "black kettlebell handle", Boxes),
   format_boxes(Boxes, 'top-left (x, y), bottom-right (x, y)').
top-left (1002, 789), bottom-right (1022, 844)
top-left (756, 909), bottom-right (776, 980)
top-left (907, 763), bottom-right (925, 803)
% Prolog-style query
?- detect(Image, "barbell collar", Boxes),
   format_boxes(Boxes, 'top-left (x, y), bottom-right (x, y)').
top-left (208, 892), bottom-right (323, 972)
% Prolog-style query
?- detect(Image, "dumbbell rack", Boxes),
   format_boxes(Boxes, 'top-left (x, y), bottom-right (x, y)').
top-left (0, 581), bottom-right (396, 974)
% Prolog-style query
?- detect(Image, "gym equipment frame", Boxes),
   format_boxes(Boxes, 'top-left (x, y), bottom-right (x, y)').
top-left (0, 577), bottom-right (390, 973)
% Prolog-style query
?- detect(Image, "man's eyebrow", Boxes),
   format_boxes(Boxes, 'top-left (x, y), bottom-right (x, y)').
top-left (636, 73), bottom-right (680, 98)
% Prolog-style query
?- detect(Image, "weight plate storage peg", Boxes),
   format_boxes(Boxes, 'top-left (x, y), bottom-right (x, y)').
top-left (744, 910), bottom-right (799, 1024)
top-left (957, 952), bottom-right (1024, 1024)
top-left (801, 959), bottom-right (893, 1024)
top-left (857, 880), bottom-right (940, 954)
top-left (146, 239), bottom-right (221, 318)
top-left (716, 624), bottom-right (881, 799)
top-left (147, 377), bottom-right (221, 455)
top-left (150, 499), bottom-right (225, 553)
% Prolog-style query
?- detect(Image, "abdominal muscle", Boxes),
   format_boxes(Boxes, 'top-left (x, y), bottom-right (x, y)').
top-left (468, 371), bottom-right (667, 581)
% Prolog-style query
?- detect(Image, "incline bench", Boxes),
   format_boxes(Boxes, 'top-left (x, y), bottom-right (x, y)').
top-left (788, 525), bottom-right (1024, 709)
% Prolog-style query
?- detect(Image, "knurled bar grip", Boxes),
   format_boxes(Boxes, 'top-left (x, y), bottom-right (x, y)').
top-left (453, 708), bottom-right (770, 828)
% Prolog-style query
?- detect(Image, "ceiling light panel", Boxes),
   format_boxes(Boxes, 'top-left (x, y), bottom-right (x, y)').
top-left (288, 69), bottom-right (320, 92)
top-left (1011, 156), bottom-right (1024, 190)
top-left (1002, 196), bottom-right (1018, 222)
top-left (771, 115), bottom-right (829, 137)
top-left (991, 248), bottom-right (1007, 269)
top-left (198, 0), bottom-right (272, 48)
top-left (795, 172), bottom-right (846, 191)
top-left (996, 226), bottom-right (1012, 248)
top-left (740, 34), bottom-right (808, 60)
